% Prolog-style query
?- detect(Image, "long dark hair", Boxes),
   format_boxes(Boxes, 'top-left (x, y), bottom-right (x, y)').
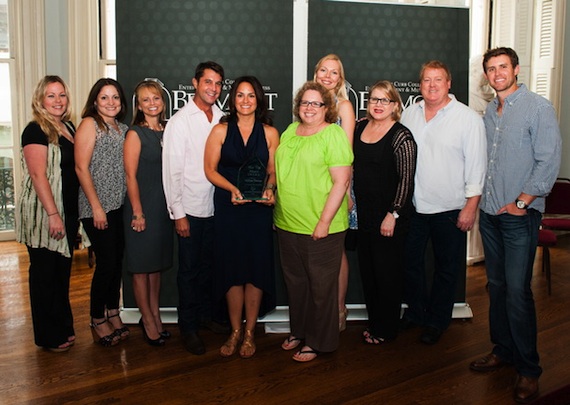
top-left (221, 76), bottom-right (273, 126)
top-left (81, 78), bottom-right (127, 130)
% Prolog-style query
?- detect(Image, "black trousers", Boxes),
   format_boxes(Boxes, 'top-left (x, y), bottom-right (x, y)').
top-left (82, 208), bottom-right (124, 319)
top-left (28, 214), bottom-right (78, 348)
top-left (357, 229), bottom-right (407, 340)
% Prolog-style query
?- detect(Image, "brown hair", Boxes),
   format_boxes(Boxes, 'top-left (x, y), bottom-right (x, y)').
top-left (131, 80), bottom-right (167, 127)
top-left (292, 81), bottom-right (338, 124)
top-left (419, 60), bottom-right (452, 82)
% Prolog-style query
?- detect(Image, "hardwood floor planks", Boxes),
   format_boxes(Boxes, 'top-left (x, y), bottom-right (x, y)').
top-left (0, 235), bottom-right (568, 404)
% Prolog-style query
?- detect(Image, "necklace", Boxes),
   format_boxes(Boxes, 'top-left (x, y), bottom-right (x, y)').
top-left (143, 121), bottom-right (164, 147)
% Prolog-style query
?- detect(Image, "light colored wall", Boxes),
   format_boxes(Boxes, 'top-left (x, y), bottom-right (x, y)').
top-left (559, 4), bottom-right (570, 178)
top-left (44, 0), bottom-right (68, 81)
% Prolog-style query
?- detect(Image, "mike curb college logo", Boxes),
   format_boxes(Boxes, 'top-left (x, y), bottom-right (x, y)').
top-left (136, 78), bottom-right (279, 121)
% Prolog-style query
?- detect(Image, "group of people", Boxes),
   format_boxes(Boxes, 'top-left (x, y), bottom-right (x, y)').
top-left (16, 47), bottom-right (561, 403)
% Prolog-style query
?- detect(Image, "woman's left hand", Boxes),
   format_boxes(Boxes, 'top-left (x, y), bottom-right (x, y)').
top-left (131, 215), bottom-right (146, 232)
top-left (380, 213), bottom-right (396, 237)
top-left (49, 213), bottom-right (66, 240)
top-left (311, 220), bottom-right (330, 241)
top-left (257, 189), bottom-right (275, 206)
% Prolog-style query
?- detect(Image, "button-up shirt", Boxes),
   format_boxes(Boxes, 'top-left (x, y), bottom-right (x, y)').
top-left (481, 84), bottom-right (562, 215)
top-left (401, 94), bottom-right (487, 214)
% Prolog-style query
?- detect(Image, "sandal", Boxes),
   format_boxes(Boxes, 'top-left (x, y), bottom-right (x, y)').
top-left (220, 328), bottom-right (242, 357)
top-left (281, 335), bottom-right (302, 351)
top-left (90, 318), bottom-right (119, 347)
top-left (239, 329), bottom-right (256, 359)
top-left (107, 310), bottom-right (130, 340)
top-left (364, 333), bottom-right (385, 345)
top-left (46, 341), bottom-right (72, 353)
top-left (293, 346), bottom-right (320, 362)
top-left (339, 307), bottom-right (349, 332)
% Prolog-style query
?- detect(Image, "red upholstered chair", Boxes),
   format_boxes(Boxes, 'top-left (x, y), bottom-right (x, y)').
top-left (541, 178), bottom-right (570, 231)
top-left (537, 229), bottom-right (557, 295)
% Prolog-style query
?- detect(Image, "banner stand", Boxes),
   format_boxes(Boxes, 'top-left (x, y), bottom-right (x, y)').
top-left (120, 303), bottom-right (473, 333)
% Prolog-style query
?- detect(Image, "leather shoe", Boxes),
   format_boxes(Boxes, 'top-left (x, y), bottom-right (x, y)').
top-left (514, 375), bottom-right (539, 403)
top-left (469, 353), bottom-right (507, 372)
top-left (420, 326), bottom-right (442, 345)
top-left (182, 332), bottom-right (205, 355)
top-left (200, 320), bottom-right (230, 335)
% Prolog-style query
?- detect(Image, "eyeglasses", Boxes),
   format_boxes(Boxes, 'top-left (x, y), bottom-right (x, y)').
top-left (369, 97), bottom-right (395, 106)
top-left (299, 100), bottom-right (326, 108)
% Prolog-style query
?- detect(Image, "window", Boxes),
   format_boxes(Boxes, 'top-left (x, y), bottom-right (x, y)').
top-left (0, 0), bottom-right (15, 236)
top-left (100, 0), bottom-right (116, 78)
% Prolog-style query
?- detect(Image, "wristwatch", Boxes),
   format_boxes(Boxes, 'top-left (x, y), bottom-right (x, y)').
top-left (515, 199), bottom-right (528, 210)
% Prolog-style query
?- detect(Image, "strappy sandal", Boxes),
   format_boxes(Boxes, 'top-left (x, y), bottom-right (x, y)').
top-left (46, 341), bottom-right (72, 352)
top-left (281, 335), bottom-right (302, 351)
top-left (292, 346), bottom-right (320, 362)
top-left (107, 311), bottom-right (130, 340)
top-left (339, 307), bottom-right (349, 332)
top-left (239, 329), bottom-right (256, 359)
top-left (363, 333), bottom-right (385, 345)
top-left (90, 319), bottom-right (119, 347)
top-left (220, 328), bottom-right (243, 357)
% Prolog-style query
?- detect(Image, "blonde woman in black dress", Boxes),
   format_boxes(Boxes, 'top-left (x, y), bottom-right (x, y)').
top-left (124, 80), bottom-right (173, 346)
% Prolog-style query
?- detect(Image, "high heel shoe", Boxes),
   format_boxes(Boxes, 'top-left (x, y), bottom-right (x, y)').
top-left (107, 310), bottom-right (130, 340)
top-left (339, 307), bottom-right (349, 332)
top-left (139, 319), bottom-right (165, 346)
top-left (240, 329), bottom-right (256, 359)
top-left (90, 319), bottom-right (119, 347)
top-left (220, 328), bottom-right (242, 357)
top-left (159, 329), bottom-right (171, 339)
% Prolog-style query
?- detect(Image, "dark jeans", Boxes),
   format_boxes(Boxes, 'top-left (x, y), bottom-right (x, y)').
top-left (403, 210), bottom-right (465, 331)
top-left (82, 208), bottom-right (124, 319)
top-left (479, 210), bottom-right (542, 378)
top-left (177, 215), bottom-right (218, 334)
top-left (357, 229), bottom-right (406, 340)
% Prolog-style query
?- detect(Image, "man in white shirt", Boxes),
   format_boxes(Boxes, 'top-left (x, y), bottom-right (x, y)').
top-left (400, 60), bottom-right (487, 345)
top-left (163, 61), bottom-right (227, 355)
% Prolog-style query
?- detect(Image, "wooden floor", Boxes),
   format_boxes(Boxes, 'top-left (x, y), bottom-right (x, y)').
top-left (1, 235), bottom-right (569, 405)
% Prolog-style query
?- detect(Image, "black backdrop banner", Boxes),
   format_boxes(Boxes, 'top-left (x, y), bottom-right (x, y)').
top-left (116, 0), bottom-right (469, 310)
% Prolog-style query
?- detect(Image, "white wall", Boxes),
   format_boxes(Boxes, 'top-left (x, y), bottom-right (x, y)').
top-left (559, 3), bottom-right (570, 178)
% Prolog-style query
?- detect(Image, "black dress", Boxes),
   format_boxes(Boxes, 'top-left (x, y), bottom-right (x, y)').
top-left (123, 126), bottom-right (173, 274)
top-left (213, 119), bottom-right (275, 317)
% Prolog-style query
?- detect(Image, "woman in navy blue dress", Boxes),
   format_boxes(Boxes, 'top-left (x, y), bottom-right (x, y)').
top-left (204, 76), bottom-right (279, 358)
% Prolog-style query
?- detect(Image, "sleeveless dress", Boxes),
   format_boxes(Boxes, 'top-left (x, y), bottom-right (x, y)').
top-left (213, 119), bottom-right (276, 317)
top-left (123, 126), bottom-right (173, 274)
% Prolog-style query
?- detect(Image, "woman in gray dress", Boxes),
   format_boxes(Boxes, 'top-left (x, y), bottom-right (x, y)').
top-left (124, 80), bottom-right (173, 346)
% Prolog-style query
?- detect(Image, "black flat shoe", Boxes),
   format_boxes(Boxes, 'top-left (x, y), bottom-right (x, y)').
top-left (159, 329), bottom-right (171, 339)
top-left (420, 326), bottom-right (442, 345)
top-left (139, 319), bottom-right (165, 347)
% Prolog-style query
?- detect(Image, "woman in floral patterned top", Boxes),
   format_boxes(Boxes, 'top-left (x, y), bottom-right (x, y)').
top-left (75, 78), bottom-right (129, 347)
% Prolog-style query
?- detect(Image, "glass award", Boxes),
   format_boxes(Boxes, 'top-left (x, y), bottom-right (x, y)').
top-left (237, 156), bottom-right (268, 200)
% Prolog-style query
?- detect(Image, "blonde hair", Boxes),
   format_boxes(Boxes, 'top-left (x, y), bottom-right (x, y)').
top-left (313, 54), bottom-right (349, 101)
top-left (366, 80), bottom-right (403, 122)
top-left (31, 76), bottom-right (72, 144)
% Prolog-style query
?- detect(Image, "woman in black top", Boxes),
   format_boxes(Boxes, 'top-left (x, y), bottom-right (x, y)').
top-left (16, 76), bottom-right (79, 352)
top-left (353, 80), bottom-right (417, 345)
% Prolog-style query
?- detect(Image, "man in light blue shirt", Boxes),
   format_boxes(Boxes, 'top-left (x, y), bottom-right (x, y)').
top-left (401, 60), bottom-right (487, 345)
top-left (469, 47), bottom-right (561, 404)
